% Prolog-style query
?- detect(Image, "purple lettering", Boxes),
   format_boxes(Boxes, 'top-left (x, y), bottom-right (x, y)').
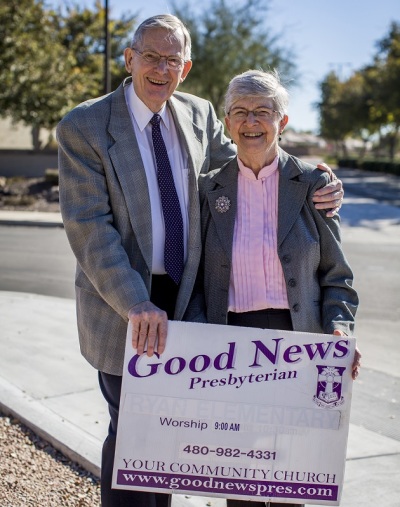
top-left (128, 353), bottom-right (161, 378)
top-left (189, 355), bottom-right (211, 373)
top-left (128, 342), bottom-right (237, 379)
top-left (165, 357), bottom-right (186, 375)
top-left (333, 339), bottom-right (350, 358)
top-left (283, 344), bottom-right (302, 363)
top-left (214, 342), bottom-right (236, 371)
top-left (249, 338), bottom-right (283, 367)
top-left (304, 341), bottom-right (334, 360)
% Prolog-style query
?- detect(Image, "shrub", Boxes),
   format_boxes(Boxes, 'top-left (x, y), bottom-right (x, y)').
top-left (360, 160), bottom-right (400, 175)
top-left (337, 158), bottom-right (400, 175)
top-left (337, 159), bottom-right (358, 169)
top-left (45, 168), bottom-right (59, 185)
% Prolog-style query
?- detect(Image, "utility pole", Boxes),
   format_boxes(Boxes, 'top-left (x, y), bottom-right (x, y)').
top-left (328, 62), bottom-right (352, 80)
top-left (104, 0), bottom-right (111, 94)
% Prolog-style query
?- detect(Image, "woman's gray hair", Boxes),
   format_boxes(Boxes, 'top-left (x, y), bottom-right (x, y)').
top-left (131, 14), bottom-right (192, 61)
top-left (224, 69), bottom-right (289, 116)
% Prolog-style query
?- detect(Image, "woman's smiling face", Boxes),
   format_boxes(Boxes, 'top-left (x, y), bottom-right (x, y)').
top-left (225, 96), bottom-right (287, 164)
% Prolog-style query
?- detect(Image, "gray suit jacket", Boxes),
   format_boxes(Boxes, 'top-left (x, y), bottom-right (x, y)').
top-left (57, 77), bottom-right (235, 375)
top-left (187, 150), bottom-right (358, 335)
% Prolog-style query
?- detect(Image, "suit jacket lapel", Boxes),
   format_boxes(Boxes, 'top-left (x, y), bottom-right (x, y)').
top-left (168, 96), bottom-right (205, 317)
top-left (277, 149), bottom-right (309, 246)
top-left (206, 158), bottom-right (239, 261)
top-left (108, 79), bottom-right (153, 271)
top-left (168, 95), bottom-right (205, 177)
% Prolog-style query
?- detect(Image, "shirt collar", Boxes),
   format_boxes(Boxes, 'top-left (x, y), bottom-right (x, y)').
top-left (125, 83), bottom-right (170, 132)
top-left (237, 155), bottom-right (279, 180)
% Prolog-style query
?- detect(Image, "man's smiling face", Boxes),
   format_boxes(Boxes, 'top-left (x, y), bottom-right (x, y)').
top-left (124, 27), bottom-right (192, 112)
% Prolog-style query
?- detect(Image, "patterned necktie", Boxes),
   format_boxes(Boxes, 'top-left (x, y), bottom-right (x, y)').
top-left (150, 113), bottom-right (184, 285)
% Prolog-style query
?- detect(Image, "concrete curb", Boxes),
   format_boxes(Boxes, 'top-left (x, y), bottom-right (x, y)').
top-left (0, 375), bottom-right (101, 478)
top-left (0, 211), bottom-right (63, 227)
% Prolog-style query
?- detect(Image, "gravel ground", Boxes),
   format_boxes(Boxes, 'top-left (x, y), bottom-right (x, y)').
top-left (0, 413), bottom-right (100, 507)
top-left (0, 176), bottom-right (60, 213)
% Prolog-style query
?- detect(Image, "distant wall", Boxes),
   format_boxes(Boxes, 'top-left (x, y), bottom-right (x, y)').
top-left (281, 145), bottom-right (325, 157)
top-left (0, 145), bottom-right (325, 178)
top-left (0, 150), bottom-right (58, 177)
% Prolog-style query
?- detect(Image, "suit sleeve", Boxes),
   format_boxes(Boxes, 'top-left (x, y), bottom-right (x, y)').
top-left (205, 101), bottom-right (236, 172)
top-left (308, 172), bottom-right (359, 335)
top-left (57, 114), bottom-right (149, 319)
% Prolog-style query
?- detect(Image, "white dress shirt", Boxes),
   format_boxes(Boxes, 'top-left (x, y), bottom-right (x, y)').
top-left (125, 84), bottom-right (189, 274)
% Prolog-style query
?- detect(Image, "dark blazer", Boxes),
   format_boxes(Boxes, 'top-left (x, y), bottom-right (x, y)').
top-left (57, 77), bottom-right (235, 375)
top-left (186, 150), bottom-right (358, 335)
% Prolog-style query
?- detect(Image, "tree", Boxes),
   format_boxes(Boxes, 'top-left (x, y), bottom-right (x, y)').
top-left (317, 72), bottom-right (350, 157)
top-left (318, 70), bottom-right (379, 158)
top-left (370, 22), bottom-right (400, 160)
top-left (172, 0), bottom-right (297, 118)
top-left (342, 71), bottom-right (376, 156)
top-left (317, 21), bottom-right (400, 161)
top-left (0, 1), bottom-right (77, 149)
top-left (0, 1), bottom-right (136, 150)
top-left (55, 1), bottom-right (136, 97)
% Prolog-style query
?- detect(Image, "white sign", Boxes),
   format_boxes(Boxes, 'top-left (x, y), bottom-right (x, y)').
top-left (112, 321), bottom-right (355, 505)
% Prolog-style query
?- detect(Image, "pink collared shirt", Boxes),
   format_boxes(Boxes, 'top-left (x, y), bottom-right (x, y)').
top-left (228, 156), bottom-right (290, 312)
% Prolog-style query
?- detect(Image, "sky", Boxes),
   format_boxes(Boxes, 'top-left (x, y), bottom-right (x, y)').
top-left (62, 0), bottom-right (400, 132)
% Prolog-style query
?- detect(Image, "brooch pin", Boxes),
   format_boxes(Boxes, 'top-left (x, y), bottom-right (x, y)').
top-left (215, 196), bottom-right (231, 213)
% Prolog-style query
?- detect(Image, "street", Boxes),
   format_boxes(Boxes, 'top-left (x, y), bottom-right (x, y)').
top-left (0, 225), bottom-right (75, 299)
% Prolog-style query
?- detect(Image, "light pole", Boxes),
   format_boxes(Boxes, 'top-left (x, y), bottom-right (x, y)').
top-left (104, 0), bottom-right (111, 94)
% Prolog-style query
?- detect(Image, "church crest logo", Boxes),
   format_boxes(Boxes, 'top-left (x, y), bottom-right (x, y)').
top-left (313, 365), bottom-right (346, 408)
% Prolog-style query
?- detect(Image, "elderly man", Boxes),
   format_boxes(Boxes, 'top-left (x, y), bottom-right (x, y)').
top-left (57, 14), bottom-right (343, 507)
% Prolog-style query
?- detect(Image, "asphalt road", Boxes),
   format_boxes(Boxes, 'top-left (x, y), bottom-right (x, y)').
top-left (1, 219), bottom-right (397, 319)
top-left (0, 225), bottom-right (76, 299)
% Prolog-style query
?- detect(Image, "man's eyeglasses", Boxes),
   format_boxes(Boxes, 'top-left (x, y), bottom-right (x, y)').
top-left (132, 48), bottom-right (186, 70)
top-left (228, 107), bottom-right (280, 121)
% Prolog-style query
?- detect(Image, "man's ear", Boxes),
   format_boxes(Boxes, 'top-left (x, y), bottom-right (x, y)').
top-left (180, 60), bottom-right (192, 82)
top-left (124, 48), bottom-right (134, 73)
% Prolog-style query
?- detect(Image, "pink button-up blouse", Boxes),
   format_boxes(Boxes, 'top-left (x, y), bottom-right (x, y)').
top-left (228, 156), bottom-right (290, 312)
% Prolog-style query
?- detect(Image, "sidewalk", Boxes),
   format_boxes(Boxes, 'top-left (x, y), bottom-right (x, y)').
top-left (0, 210), bottom-right (63, 227)
top-left (1, 167), bottom-right (400, 506)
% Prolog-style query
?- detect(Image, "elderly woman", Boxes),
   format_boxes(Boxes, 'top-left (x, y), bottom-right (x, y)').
top-left (187, 69), bottom-right (361, 507)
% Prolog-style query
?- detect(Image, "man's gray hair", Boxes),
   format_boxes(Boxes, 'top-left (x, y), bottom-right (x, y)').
top-left (224, 69), bottom-right (289, 116)
top-left (131, 14), bottom-right (192, 61)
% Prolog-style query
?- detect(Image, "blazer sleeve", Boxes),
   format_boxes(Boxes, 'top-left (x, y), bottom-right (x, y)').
top-left (307, 172), bottom-right (359, 335)
top-left (57, 113), bottom-right (149, 319)
top-left (205, 101), bottom-right (236, 172)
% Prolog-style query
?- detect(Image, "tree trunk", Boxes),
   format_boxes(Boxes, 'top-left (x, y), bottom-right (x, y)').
top-left (31, 125), bottom-right (41, 151)
top-left (388, 127), bottom-right (399, 162)
top-left (359, 138), bottom-right (369, 159)
top-left (340, 140), bottom-right (348, 159)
